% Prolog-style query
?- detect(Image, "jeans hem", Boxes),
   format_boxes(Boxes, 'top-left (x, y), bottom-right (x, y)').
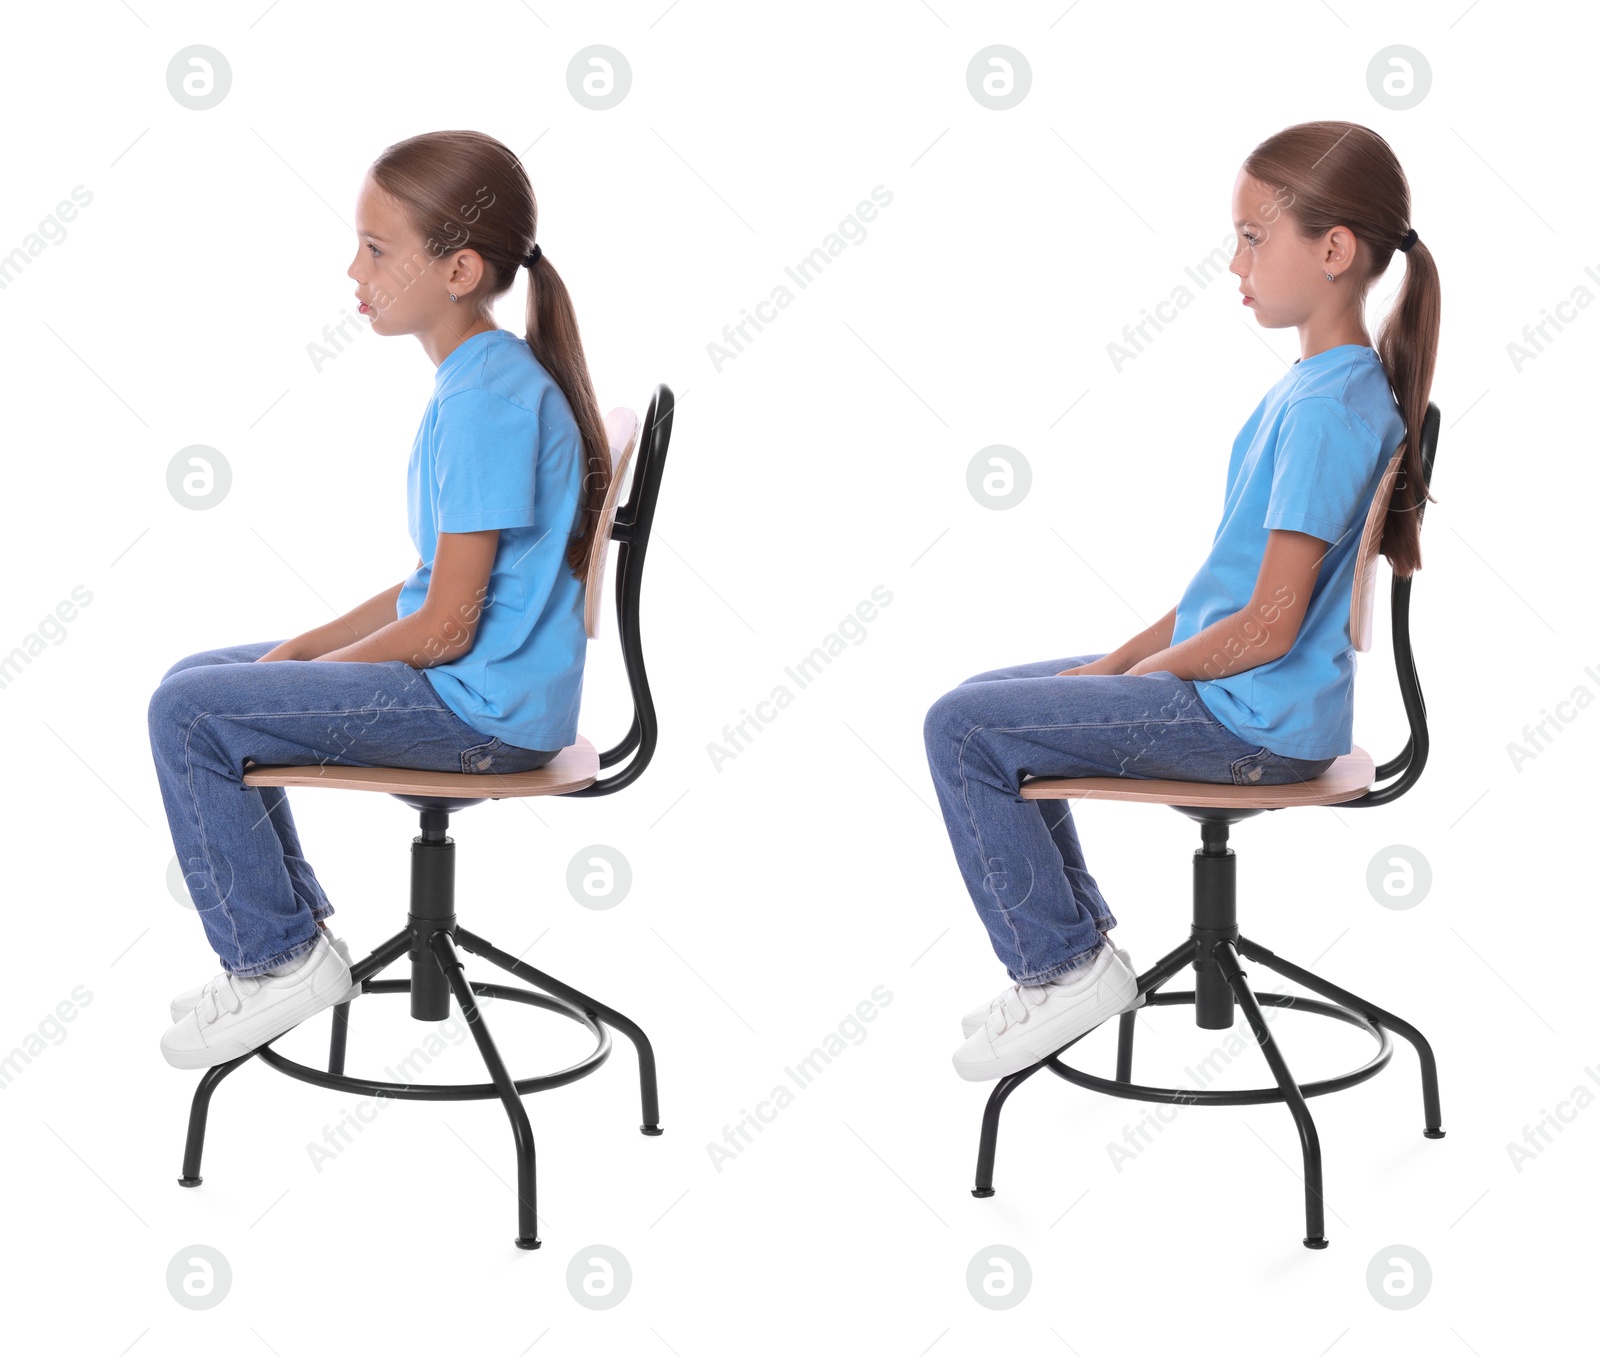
top-left (228, 927), bottom-right (321, 978)
top-left (1014, 936), bottom-right (1106, 987)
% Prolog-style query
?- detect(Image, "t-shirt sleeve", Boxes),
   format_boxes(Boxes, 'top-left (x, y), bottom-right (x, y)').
top-left (1264, 396), bottom-right (1378, 546)
top-left (433, 389), bottom-right (538, 532)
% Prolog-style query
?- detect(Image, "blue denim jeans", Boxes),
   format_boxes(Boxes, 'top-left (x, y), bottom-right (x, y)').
top-left (922, 652), bottom-right (1336, 986)
top-left (148, 641), bottom-right (559, 977)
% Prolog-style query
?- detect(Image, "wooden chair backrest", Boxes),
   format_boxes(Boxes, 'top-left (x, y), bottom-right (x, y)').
top-left (584, 407), bottom-right (641, 640)
top-left (1349, 447), bottom-right (1405, 654)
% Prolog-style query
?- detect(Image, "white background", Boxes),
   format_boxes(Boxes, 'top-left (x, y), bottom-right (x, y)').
top-left (0, 1), bottom-right (1591, 1353)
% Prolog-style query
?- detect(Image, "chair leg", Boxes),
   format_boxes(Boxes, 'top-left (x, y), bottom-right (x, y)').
top-left (329, 925), bottom-right (413, 1077)
top-left (327, 1003), bottom-right (351, 1076)
top-left (1213, 940), bottom-right (1328, 1249)
top-left (1238, 935), bottom-right (1444, 1138)
top-left (456, 926), bottom-right (663, 1134)
top-left (1114, 1010), bottom-right (1137, 1083)
top-left (429, 930), bottom-right (541, 1250)
top-left (972, 1063), bottom-right (1048, 1197)
top-left (1114, 935), bottom-right (1197, 1083)
top-left (178, 1052), bottom-right (255, 1186)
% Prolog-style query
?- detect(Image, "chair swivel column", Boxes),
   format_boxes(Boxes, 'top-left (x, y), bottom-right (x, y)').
top-left (409, 808), bottom-right (456, 1022)
top-left (1191, 821), bottom-right (1237, 1030)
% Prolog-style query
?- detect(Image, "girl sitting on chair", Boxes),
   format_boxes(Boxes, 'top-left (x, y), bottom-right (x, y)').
top-left (925, 120), bottom-right (1441, 1082)
top-left (149, 130), bottom-right (611, 1070)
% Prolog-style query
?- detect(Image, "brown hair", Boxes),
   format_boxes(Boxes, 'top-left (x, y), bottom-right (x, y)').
top-left (1243, 120), bottom-right (1440, 577)
top-left (369, 129), bottom-right (609, 582)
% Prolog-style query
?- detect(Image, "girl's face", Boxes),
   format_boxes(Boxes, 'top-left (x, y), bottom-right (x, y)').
top-left (1228, 168), bottom-right (1358, 331)
top-left (347, 173), bottom-right (481, 338)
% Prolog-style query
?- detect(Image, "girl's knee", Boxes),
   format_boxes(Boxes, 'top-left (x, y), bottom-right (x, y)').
top-left (148, 664), bottom-right (211, 727)
top-left (158, 642), bottom-right (276, 684)
top-left (924, 688), bottom-right (981, 749)
top-left (159, 650), bottom-right (218, 685)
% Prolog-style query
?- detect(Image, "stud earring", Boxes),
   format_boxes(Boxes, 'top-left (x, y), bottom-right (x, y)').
top-left (1325, 272), bottom-right (1334, 282)
top-left (449, 292), bottom-right (457, 302)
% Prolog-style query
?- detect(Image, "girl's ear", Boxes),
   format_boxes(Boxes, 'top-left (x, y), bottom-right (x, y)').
top-left (443, 247), bottom-right (488, 298)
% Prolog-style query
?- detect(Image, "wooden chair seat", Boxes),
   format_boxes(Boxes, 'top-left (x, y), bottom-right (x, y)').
top-left (241, 735), bottom-right (599, 799)
top-left (1018, 745), bottom-right (1375, 810)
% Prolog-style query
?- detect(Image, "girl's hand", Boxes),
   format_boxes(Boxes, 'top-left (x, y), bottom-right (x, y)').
top-left (255, 641), bottom-right (305, 663)
top-left (1056, 656), bottom-right (1125, 677)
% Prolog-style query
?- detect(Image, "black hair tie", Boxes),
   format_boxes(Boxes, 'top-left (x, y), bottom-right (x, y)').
top-left (1398, 227), bottom-right (1418, 253)
top-left (523, 243), bottom-right (542, 269)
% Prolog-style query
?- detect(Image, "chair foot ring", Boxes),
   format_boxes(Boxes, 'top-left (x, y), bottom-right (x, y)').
top-left (177, 1176), bottom-right (202, 1188)
top-left (641, 1124), bottom-right (663, 1136)
top-left (1304, 1236), bottom-right (1329, 1250)
top-left (515, 1236), bottom-right (542, 1251)
top-left (971, 1188), bottom-right (995, 1198)
top-left (1424, 1128), bottom-right (1446, 1139)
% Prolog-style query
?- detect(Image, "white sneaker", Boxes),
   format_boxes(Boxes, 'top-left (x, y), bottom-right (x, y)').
top-left (161, 931), bottom-right (354, 1070)
top-left (960, 943), bottom-right (1143, 1038)
top-left (169, 930), bottom-right (356, 1024)
top-left (952, 943), bottom-right (1140, 1082)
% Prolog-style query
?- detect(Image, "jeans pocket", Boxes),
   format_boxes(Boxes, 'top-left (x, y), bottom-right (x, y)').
top-left (460, 737), bottom-right (505, 775)
top-left (459, 736), bottom-right (560, 775)
top-left (1230, 746), bottom-right (1335, 786)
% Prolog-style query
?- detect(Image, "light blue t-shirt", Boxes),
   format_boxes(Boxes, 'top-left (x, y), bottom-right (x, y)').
top-left (398, 328), bottom-right (587, 750)
top-left (1171, 345), bottom-right (1405, 760)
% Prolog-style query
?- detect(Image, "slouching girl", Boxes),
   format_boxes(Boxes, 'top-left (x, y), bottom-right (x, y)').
top-left (149, 130), bottom-right (611, 1070)
top-left (926, 120), bottom-right (1440, 1083)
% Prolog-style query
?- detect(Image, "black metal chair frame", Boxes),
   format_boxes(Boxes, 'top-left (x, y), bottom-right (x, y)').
top-left (177, 385), bottom-right (676, 1251)
top-left (972, 404), bottom-right (1444, 1249)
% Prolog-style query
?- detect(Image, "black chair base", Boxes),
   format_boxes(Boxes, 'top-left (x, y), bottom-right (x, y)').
top-left (176, 811), bottom-right (662, 1251)
top-left (969, 816), bottom-right (1445, 1249)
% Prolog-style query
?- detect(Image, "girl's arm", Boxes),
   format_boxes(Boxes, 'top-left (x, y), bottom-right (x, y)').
top-left (1125, 530), bottom-right (1323, 681)
top-left (257, 558), bottom-right (423, 663)
top-left (313, 532), bottom-right (498, 667)
top-left (1060, 606), bottom-right (1177, 676)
